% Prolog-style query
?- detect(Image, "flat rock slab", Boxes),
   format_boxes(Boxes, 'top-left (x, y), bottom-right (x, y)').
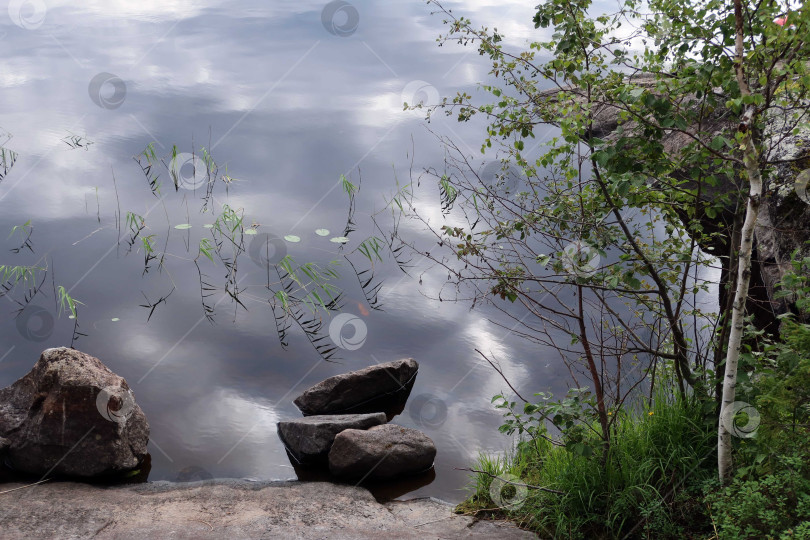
top-left (329, 424), bottom-right (436, 480)
top-left (277, 413), bottom-right (387, 464)
top-left (293, 358), bottom-right (418, 416)
top-left (0, 480), bottom-right (537, 539)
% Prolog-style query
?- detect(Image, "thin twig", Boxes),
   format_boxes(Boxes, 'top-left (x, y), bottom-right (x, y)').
top-left (0, 478), bottom-right (50, 495)
top-left (475, 349), bottom-right (530, 404)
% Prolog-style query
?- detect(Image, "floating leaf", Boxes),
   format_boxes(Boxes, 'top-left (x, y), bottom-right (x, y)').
top-left (330, 236), bottom-right (350, 244)
top-left (315, 228), bottom-right (330, 236)
top-left (203, 224), bottom-right (214, 229)
top-left (111, 318), bottom-right (120, 322)
top-left (174, 224), bottom-right (192, 229)
top-left (245, 229), bottom-right (258, 235)
top-left (284, 235), bottom-right (301, 243)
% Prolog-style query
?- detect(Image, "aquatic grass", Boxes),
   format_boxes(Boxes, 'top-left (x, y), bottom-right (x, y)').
top-left (8, 220), bottom-right (33, 253)
top-left (61, 132), bottom-right (93, 151)
top-left (134, 142), bottom-right (161, 196)
top-left (0, 146), bottom-right (18, 181)
top-left (198, 238), bottom-right (214, 262)
top-left (122, 143), bottom-right (383, 361)
top-left (0, 264), bottom-right (45, 311)
top-left (56, 285), bottom-right (82, 319)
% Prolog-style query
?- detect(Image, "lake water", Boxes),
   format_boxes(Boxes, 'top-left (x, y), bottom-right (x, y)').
top-left (0, 0), bottom-right (600, 503)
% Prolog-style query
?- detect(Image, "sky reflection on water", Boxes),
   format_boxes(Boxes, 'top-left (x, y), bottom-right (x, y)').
top-left (0, 0), bottom-right (580, 502)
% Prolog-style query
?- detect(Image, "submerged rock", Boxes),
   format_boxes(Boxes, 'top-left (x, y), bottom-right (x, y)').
top-left (0, 347), bottom-right (149, 477)
top-left (278, 412), bottom-right (387, 464)
top-left (293, 358), bottom-right (418, 416)
top-left (328, 424), bottom-right (436, 480)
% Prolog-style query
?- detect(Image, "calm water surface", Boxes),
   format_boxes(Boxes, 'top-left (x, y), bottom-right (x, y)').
top-left (0, 0), bottom-right (579, 502)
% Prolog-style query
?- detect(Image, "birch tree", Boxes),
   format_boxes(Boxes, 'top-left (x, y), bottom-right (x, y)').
top-left (392, 0), bottom-right (810, 479)
top-left (717, 0), bottom-right (808, 482)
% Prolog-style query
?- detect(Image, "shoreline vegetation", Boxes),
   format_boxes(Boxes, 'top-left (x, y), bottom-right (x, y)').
top-left (394, 0), bottom-right (810, 537)
top-left (455, 315), bottom-right (810, 538)
top-left (451, 254), bottom-right (809, 537)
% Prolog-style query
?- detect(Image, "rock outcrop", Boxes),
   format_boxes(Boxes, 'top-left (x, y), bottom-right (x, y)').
top-left (0, 347), bottom-right (149, 477)
top-left (293, 358), bottom-right (418, 416)
top-left (540, 77), bottom-right (810, 329)
top-left (277, 412), bottom-right (387, 464)
top-left (328, 424), bottom-right (436, 480)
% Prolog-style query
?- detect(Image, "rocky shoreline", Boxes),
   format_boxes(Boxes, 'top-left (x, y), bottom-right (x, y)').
top-left (1, 349), bottom-right (438, 484)
top-left (0, 479), bottom-right (536, 539)
top-left (0, 349), bottom-right (524, 538)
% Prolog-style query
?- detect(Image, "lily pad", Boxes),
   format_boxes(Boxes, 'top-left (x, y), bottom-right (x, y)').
top-left (111, 318), bottom-right (120, 322)
top-left (315, 228), bottom-right (330, 236)
top-left (174, 224), bottom-right (192, 230)
top-left (203, 224), bottom-right (214, 229)
top-left (245, 229), bottom-right (258, 235)
top-left (284, 235), bottom-right (301, 243)
top-left (330, 236), bottom-right (350, 244)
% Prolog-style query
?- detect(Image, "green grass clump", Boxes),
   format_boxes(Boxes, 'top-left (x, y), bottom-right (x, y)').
top-left (457, 390), bottom-right (716, 539)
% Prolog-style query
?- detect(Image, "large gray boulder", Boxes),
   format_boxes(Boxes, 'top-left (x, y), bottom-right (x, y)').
top-left (277, 412), bottom-right (387, 464)
top-left (328, 424), bottom-right (436, 480)
top-left (0, 347), bottom-right (149, 477)
top-left (293, 358), bottom-right (418, 416)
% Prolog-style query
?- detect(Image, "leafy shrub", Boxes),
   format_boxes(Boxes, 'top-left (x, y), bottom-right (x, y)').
top-left (705, 456), bottom-right (810, 539)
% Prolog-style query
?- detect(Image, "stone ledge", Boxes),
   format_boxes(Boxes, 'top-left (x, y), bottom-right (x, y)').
top-left (0, 479), bottom-right (537, 539)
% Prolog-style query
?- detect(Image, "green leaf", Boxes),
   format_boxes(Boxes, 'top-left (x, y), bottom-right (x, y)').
top-left (174, 224), bottom-right (192, 229)
top-left (284, 235), bottom-right (301, 243)
top-left (199, 238), bottom-right (214, 262)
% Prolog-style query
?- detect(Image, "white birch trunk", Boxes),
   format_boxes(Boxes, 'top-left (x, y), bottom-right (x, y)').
top-left (717, 133), bottom-right (761, 482)
top-left (719, 0), bottom-right (763, 484)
